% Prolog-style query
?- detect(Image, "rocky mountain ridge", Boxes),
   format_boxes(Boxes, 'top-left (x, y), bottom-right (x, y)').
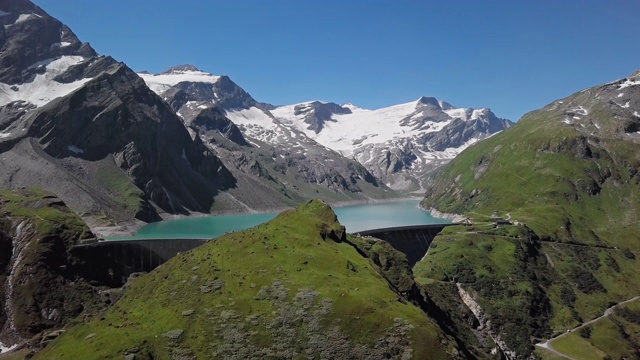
top-left (139, 65), bottom-right (513, 193)
top-left (0, 0), bottom-right (397, 233)
top-left (272, 96), bottom-right (512, 191)
top-left (138, 66), bottom-right (395, 212)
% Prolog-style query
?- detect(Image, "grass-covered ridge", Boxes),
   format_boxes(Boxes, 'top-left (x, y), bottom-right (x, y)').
top-left (422, 84), bottom-right (640, 250)
top-left (37, 200), bottom-right (456, 359)
top-left (419, 72), bottom-right (640, 358)
top-left (0, 188), bottom-right (92, 237)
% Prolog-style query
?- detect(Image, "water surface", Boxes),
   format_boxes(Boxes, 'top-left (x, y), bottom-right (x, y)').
top-left (107, 199), bottom-right (449, 240)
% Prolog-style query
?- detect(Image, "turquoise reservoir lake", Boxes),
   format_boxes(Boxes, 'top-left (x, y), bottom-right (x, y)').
top-left (108, 200), bottom-right (449, 240)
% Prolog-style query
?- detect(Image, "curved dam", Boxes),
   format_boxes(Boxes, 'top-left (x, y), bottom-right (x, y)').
top-left (71, 238), bottom-right (209, 287)
top-left (72, 224), bottom-right (456, 286)
top-left (357, 224), bottom-right (456, 267)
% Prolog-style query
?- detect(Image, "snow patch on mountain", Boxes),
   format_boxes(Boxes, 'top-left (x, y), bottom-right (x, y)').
top-left (0, 55), bottom-right (91, 107)
top-left (67, 145), bottom-right (84, 154)
top-left (224, 106), bottom-right (310, 147)
top-left (138, 69), bottom-right (221, 95)
top-left (51, 41), bottom-right (72, 48)
top-left (15, 13), bottom-right (37, 23)
top-left (619, 78), bottom-right (640, 89)
top-left (0, 342), bottom-right (17, 354)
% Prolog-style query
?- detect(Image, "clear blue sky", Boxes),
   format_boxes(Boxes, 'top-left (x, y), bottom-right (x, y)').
top-left (35, 0), bottom-right (640, 121)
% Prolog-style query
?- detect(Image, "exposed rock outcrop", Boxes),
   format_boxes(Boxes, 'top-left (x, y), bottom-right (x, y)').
top-left (0, 190), bottom-right (110, 351)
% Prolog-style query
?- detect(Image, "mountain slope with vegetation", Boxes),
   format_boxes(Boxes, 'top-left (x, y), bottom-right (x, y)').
top-left (36, 200), bottom-right (460, 359)
top-left (418, 69), bottom-right (640, 358)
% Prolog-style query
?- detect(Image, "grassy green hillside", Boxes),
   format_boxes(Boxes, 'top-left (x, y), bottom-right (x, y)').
top-left (0, 188), bottom-right (92, 236)
top-left (419, 71), bottom-right (640, 357)
top-left (37, 200), bottom-right (457, 359)
top-left (546, 299), bottom-right (640, 359)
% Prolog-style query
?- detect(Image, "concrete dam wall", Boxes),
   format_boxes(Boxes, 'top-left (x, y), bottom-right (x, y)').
top-left (70, 239), bottom-right (207, 287)
top-left (71, 224), bottom-right (455, 286)
top-left (358, 224), bottom-right (455, 267)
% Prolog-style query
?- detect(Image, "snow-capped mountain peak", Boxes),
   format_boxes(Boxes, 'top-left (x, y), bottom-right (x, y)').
top-left (271, 96), bottom-right (512, 190)
top-left (341, 103), bottom-right (362, 111)
top-left (0, 0), bottom-right (103, 110)
top-left (416, 96), bottom-right (442, 108)
top-left (138, 67), bottom-right (221, 95)
top-left (161, 64), bottom-right (203, 74)
top-left (137, 63), bottom-right (512, 192)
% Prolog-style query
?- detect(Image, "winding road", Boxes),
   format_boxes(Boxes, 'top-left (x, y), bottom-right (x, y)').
top-left (535, 296), bottom-right (640, 359)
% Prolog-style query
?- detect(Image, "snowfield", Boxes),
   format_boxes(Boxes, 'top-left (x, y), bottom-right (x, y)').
top-left (271, 98), bottom-right (495, 157)
top-left (138, 69), bottom-right (221, 95)
top-left (0, 56), bottom-right (92, 107)
top-left (134, 67), bottom-right (511, 191)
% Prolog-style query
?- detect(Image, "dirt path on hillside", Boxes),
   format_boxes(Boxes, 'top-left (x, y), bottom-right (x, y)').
top-left (535, 296), bottom-right (640, 359)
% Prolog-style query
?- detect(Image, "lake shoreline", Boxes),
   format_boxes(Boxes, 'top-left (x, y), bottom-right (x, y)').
top-left (92, 196), bottom-right (426, 239)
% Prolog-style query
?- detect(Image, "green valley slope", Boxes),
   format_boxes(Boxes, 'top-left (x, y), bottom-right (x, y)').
top-left (36, 200), bottom-right (460, 359)
top-left (418, 69), bottom-right (640, 358)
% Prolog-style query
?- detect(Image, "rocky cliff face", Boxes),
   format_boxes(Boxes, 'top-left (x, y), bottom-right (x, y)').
top-left (25, 63), bottom-right (236, 217)
top-left (0, 0), bottom-right (236, 226)
top-left (140, 62), bottom-right (511, 201)
top-left (139, 66), bottom-right (394, 209)
top-left (0, 189), bottom-right (107, 351)
top-left (271, 96), bottom-right (513, 192)
top-left (0, 0), bottom-right (96, 85)
top-left (290, 100), bottom-right (352, 133)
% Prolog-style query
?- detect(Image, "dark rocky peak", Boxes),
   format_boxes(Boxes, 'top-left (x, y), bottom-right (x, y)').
top-left (26, 63), bottom-right (164, 158)
top-left (52, 55), bottom-right (120, 83)
top-left (418, 113), bottom-right (512, 151)
top-left (190, 106), bottom-right (248, 146)
top-left (162, 87), bottom-right (190, 112)
top-left (294, 101), bottom-right (352, 116)
top-left (416, 96), bottom-right (442, 109)
top-left (214, 75), bottom-right (258, 109)
top-left (23, 61), bottom-right (235, 217)
top-left (631, 68), bottom-right (640, 79)
top-left (161, 64), bottom-right (202, 74)
top-left (167, 82), bottom-right (219, 109)
top-left (166, 74), bottom-right (258, 111)
top-left (139, 66), bottom-right (262, 113)
top-left (399, 97), bottom-right (450, 129)
top-left (0, 0), bottom-right (46, 15)
top-left (0, 0), bottom-right (97, 84)
top-left (480, 111), bottom-right (513, 133)
top-left (293, 101), bottom-right (352, 133)
top-left (438, 100), bottom-right (454, 110)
